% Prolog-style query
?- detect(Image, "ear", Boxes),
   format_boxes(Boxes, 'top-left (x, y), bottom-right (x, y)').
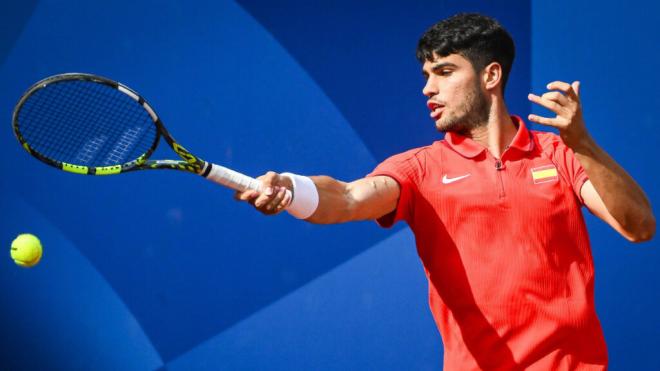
top-left (483, 62), bottom-right (503, 92)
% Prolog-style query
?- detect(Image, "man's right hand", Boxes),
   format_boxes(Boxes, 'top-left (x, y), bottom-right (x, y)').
top-left (234, 171), bottom-right (293, 215)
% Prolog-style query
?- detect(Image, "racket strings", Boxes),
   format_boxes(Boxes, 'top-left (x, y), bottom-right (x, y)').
top-left (17, 79), bottom-right (157, 167)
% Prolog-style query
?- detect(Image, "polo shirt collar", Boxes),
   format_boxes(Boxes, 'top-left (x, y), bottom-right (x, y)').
top-left (444, 115), bottom-right (534, 158)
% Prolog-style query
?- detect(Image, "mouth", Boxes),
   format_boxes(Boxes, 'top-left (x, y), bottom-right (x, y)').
top-left (427, 101), bottom-right (445, 120)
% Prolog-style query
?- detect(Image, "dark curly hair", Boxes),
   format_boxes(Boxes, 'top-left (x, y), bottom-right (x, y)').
top-left (416, 13), bottom-right (515, 92)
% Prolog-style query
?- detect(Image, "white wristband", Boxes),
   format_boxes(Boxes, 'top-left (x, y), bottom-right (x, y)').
top-left (281, 172), bottom-right (319, 219)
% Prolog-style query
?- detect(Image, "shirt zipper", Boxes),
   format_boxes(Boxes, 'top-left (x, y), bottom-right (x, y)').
top-left (495, 159), bottom-right (505, 198)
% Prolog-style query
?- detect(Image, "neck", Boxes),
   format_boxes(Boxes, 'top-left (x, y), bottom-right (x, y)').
top-left (462, 96), bottom-right (516, 159)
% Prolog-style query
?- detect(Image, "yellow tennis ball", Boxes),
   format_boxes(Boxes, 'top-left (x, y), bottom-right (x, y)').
top-left (10, 233), bottom-right (42, 267)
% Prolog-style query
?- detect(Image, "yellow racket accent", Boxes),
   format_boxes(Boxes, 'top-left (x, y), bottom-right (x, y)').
top-left (135, 154), bottom-right (148, 165)
top-left (96, 165), bottom-right (122, 175)
top-left (173, 143), bottom-right (198, 164)
top-left (62, 163), bottom-right (89, 174)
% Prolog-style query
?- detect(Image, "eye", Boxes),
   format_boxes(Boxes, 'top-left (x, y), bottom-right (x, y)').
top-left (439, 69), bottom-right (452, 76)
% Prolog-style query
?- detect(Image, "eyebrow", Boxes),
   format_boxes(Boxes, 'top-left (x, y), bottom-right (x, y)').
top-left (423, 62), bottom-right (458, 76)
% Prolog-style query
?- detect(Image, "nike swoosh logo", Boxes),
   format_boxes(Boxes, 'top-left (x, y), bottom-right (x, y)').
top-left (442, 174), bottom-right (471, 184)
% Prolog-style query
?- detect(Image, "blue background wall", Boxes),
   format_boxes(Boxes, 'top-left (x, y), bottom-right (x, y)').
top-left (0, 1), bottom-right (657, 370)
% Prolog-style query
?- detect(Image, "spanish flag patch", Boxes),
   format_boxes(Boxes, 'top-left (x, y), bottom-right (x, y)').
top-left (531, 165), bottom-right (558, 184)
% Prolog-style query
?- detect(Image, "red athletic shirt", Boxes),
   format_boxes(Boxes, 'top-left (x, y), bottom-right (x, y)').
top-left (368, 116), bottom-right (607, 370)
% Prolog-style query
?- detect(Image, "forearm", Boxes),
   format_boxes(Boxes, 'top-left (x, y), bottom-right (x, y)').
top-left (297, 175), bottom-right (398, 224)
top-left (238, 172), bottom-right (399, 224)
top-left (304, 176), bottom-right (355, 224)
top-left (572, 135), bottom-right (655, 239)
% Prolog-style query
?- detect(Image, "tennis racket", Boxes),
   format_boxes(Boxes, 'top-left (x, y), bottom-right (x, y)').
top-left (12, 73), bottom-right (287, 198)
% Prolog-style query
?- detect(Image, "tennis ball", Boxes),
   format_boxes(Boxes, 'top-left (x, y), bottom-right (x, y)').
top-left (10, 233), bottom-right (42, 267)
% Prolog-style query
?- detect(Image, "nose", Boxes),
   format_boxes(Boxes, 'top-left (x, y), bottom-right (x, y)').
top-left (422, 76), bottom-right (437, 98)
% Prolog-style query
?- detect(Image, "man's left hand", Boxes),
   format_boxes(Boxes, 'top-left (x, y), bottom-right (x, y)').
top-left (528, 81), bottom-right (589, 148)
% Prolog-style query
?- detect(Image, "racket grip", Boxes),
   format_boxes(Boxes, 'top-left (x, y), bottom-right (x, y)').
top-left (204, 163), bottom-right (293, 204)
top-left (204, 162), bottom-right (262, 191)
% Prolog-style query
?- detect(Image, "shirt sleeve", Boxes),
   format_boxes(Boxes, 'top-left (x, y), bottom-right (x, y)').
top-left (366, 150), bottom-right (423, 228)
top-left (552, 139), bottom-right (589, 205)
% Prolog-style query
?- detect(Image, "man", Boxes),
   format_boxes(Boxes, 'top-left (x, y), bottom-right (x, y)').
top-left (235, 13), bottom-right (655, 370)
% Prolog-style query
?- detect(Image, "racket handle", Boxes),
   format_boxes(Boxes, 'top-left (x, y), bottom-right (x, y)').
top-left (204, 163), bottom-right (293, 203)
top-left (204, 162), bottom-right (262, 191)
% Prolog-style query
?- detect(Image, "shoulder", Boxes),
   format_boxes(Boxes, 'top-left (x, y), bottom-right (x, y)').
top-left (380, 142), bottom-right (443, 170)
top-left (381, 144), bottom-right (433, 163)
top-left (532, 129), bottom-right (561, 145)
top-left (530, 129), bottom-right (584, 179)
top-left (371, 142), bottom-right (440, 180)
top-left (530, 129), bottom-right (568, 155)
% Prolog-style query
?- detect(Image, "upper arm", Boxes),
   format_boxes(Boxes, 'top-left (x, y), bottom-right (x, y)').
top-left (581, 180), bottom-right (629, 238)
top-left (346, 176), bottom-right (401, 221)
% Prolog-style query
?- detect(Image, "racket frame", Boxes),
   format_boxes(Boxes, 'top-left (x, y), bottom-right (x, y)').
top-left (12, 73), bottom-right (205, 176)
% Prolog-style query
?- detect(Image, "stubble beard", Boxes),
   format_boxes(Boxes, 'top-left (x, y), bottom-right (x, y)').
top-left (435, 82), bottom-right (490, 134)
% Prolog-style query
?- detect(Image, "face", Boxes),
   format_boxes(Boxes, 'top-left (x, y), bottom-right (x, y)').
top-left (422, 53), bottom-right (490, 133)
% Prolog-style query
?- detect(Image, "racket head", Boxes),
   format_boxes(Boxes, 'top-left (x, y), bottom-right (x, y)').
top-left (12, 73), bottom-right (202, 175)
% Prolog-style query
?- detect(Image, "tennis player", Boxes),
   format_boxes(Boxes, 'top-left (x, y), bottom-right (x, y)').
top-left (236, 13), bottom-right (655, 370)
